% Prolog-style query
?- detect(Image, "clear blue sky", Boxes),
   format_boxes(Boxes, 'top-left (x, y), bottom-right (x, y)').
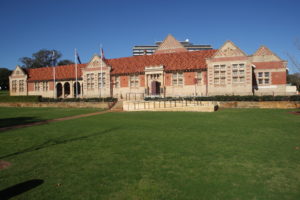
top-left (0, 0), bottom-right (299, 73)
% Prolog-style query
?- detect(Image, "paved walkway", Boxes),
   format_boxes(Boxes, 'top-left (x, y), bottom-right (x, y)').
top-left (0, 109), bottom-right (116, 132)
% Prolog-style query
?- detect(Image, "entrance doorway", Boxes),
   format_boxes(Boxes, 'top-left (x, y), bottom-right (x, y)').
top-left (64, 82), bottom-right (70, 97)
top-left (56, 83), bottom-right (62, 98)
top-left (73, 82), bottom-right (81, 97)
top-left (151, 81), bottom-right (161, 95)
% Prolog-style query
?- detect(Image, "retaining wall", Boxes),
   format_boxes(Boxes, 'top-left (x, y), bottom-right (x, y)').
top-left (218, 101), bottom-right (300, 109)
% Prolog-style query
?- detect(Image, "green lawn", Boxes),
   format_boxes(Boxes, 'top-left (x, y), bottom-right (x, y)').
top-left (0, 90), bottom-right (9, 96)
top-left (0, 107), bottom-right (102, 128)
top-left (0, 109), bottom-right (299, 200)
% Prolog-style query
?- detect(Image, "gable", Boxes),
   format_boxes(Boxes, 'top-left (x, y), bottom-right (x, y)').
top-left (11, 66), bottom-right (26, 77)
top-left (252, 46), bottom-right (281, 62)
top-left (213, 41), bottom-right (247, 58)
top-left (85, 55), bottom-right (109, 69)
top-left (155, 34), bottom-right (187, 54)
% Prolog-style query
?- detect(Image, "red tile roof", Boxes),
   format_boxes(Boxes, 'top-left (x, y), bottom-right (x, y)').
top-left (108, 50), bottom-right (217, 74)
top-left (252, 61), bottom-right (286, 69)
top-left (26, 50), bottom-right (217, 81)
top-left (27, 64), bottom-right (87, 81)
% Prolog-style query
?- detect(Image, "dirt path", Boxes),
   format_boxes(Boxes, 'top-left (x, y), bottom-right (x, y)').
top-left (0, 109), bottom-right (116, 132)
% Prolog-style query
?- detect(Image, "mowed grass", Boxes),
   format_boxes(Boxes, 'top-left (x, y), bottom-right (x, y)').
top-left (0, 109), bottom-right (299, 200)
top-left (0, 107), bottom-right (102, 128)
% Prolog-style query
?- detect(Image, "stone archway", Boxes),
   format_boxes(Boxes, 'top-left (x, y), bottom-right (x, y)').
top-left (73, 82), bottom-right (81, 97)
top-left (64, 82), bottom-right (70, 97)
top-left (56, 83), bottom-right (63, 98)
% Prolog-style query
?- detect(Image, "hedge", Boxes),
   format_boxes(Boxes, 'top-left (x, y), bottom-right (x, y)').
top-left (39, 97), bottom-right (117, 102)
top-left (0, 96), bottom-right (117, 103)
top-left (0, 95), bottom-right (41, 102)
top-left (144, 95), bottom-right (300, 102)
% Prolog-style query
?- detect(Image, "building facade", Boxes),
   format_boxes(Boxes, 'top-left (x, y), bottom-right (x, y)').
top-left (9, 35), bottom-right (297, 99)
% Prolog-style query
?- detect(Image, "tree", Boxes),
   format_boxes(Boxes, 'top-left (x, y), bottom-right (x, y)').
top-left (287, 39), bottom-right (300, 73)
top-left (19, 49), bottom-right (74, 68)
top-left (287, 73), bottom-right (300, 91)
top-left (58, 59), bottom-right (74, 66)
top-left (0, 68), bottom-right (12, 90)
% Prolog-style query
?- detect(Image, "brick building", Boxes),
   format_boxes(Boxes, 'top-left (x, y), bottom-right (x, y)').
top-left (9, 34), bottom-right (297, 99)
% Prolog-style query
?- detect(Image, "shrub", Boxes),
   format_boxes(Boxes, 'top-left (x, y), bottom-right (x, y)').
top-left (39, 97), bottom-right (117, 103)
top-left (144, 95), bottom-right (300, 102)
top-left (0, 95), bottom-right (41, 102)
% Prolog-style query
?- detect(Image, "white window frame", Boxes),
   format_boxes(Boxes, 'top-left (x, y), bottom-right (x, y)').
top-left (172, 72), bottom-right (183, 86)
top-left (98, 72), bottom-right (106, 88)
top-left (214, 64), bottom-right (226, 85)
top-left (130, 75), bottom-right (139, 88)
top-left (232, 63), bottom-right (245, 83)
top-left (257, 72), bottom-right (270, 85)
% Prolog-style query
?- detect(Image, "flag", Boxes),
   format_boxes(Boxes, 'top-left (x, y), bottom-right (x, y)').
top-left (51, 51), bottom-right (56, 66)
top-left (75, 50), bottom-right (81, 64)
top-left (101, 48), bottom-right (105, 60)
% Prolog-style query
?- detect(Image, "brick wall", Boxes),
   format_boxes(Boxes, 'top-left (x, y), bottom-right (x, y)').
top-left (272, 71), bottom-right (286, 84)
top-left (184, 72), bottom-right (195, 85)
top-left (140, 75), bottom-right (145, 87)
top-left (165, 73), bottom-right (172, 86)
top-left (28, 82), bottom-right (34, 92)
top-left (121, 75), bottom-right (128, 87)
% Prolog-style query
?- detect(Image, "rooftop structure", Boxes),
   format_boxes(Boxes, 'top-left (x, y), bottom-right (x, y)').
top-left (133, 34), bottom-right (212, 56)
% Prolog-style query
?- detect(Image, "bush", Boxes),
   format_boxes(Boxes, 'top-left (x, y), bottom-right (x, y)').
top-left (144, 95), bottom-right (300, 102)
top-left (39, 97), bottom-right (117, 103)
top-left (0, 95), bottom-right (41, 102)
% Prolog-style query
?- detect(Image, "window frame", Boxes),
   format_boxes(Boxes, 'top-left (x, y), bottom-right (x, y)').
top-left (172, 72), bottom-right (184, 86)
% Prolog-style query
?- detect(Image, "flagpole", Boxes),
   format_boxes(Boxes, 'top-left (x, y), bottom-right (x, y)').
top-left (52, 51), bottom-right (56, 99)
top-left (75, 48), bottom-right (78, 98)
top-left (100, 44), bottom-right (103, 98)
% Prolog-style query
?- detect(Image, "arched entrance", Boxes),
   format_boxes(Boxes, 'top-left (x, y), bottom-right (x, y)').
top-left (73, 82), bottom-right (81, 97)
top-left (151, 81), bottom-right (161, 95)
top-left (64, 82), bottom-right (70, 97)
top-left (56, 83), bottom-right (62, 98)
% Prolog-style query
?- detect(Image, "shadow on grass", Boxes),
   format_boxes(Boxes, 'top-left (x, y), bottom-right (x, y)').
top-left (0, 127), bottom-right (120, 160)
top-left (0, 117), bottom-right (41, 129)
top-left (0, 179), bottom-right (43, 200)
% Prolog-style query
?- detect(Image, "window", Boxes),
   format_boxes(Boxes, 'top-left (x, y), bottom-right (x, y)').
top-left (19, 80), bottom-right (24, 92)
top-left (220, 77), bottom-right (226, 84)
top-left (257, 72), bottom-right (270, 85)
top-left (172, 72), bottom-right (183, 86)
top-left (98, 72), bottom-right (106, 88)
top-left (233, 77), bottom-right (238, 83)
top-left (87, 74), bottom-right (90, 89)
top-left (130, 75), bottom-right (139, 87)
top-left (35, 82), bottom-right (39, 91)
top-left (91, 73), bottom-right (94, 89)
top-left (12, 80), bottom-right (17, 92)
top-left (196, 72), bottom-right (202, 85)
top-left (86, 73), bottom-right (94, 89)
top-left (42, 81), bottom-right (48, 91)
top-left (232, 63), bottom-right (245, 83)
top-left (115, 76), bottom-right (120, 88)
top-left (265, 72), bottom-right (270, 77)
top-left (214, 65), bottom-right (226, 85)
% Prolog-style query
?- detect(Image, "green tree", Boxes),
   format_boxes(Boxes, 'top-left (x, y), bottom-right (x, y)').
top-left (287, 73), bottom-right (300, 91)
top-left (19, 49), bottom-right (74, 68)
top-left (0, 68), bottom-right (12, 90)
top-left (58, 59), bottom-right (74, 66)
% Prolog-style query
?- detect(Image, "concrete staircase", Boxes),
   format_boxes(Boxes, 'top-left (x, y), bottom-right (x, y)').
top-left (110, 100), bottom-right (124, 111)
top-left (122, 100), bottom-right (217, 112)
